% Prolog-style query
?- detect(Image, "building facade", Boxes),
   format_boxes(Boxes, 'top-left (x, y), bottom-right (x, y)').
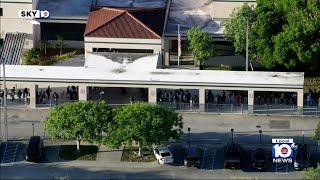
top-left (1, 0), bottom-right (256, 65)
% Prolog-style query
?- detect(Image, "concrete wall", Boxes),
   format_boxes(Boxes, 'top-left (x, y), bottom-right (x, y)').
top-left (49, 40), bottom-right (84, 49)
top-left (0, 0), bottom-right (37, 49)
top-left (84, 37), bottom-right (162, 57)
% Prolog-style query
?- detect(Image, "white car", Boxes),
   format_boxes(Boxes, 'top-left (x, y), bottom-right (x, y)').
top-left (153, 146), bottom-right (174, 164)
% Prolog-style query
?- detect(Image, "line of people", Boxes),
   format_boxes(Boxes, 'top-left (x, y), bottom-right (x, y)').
top-left (0, 87), bottom-right (30, 104)
top-left (157, 89), bottom-right (199, 104)
top-left (36, 86), bottom-right (79, 105)
top-left (306, 90), bottom-right (320, 107)
top-left (206, 90), bottom-right (245, 106)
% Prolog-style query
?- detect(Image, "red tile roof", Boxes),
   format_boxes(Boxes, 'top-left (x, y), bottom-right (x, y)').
top-left (85, 7), bottom-right (166, 39)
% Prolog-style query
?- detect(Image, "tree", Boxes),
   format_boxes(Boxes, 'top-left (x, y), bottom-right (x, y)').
top-left (304, 166), bottom-right (320, 180)
top-left (106, 103), bottom-right (183, 157)
top-left (224, 2), bottom-right (256, 60)
top-left (225, 0), bottom-right (320, 71)
top-left (56, 34), bottom-right (64, 56)
top-left (44, 101), bottom-right (113, 152)
top-left (187, 27), bottom-right (216, 69)
top-left (315, 121), bottom-right (320, 143)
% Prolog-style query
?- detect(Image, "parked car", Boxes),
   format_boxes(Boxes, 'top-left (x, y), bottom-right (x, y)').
top-left (224, 143), bottom-right (243, 169)
top-left (153, 146), bottom-right (174, 164)
top-left (251, 148), bottom-right (267, 171)
top-left (26, 136), bottom-right (44, 162)
top-left (183, 146), bottom-right (200, 167)
top-left (294, 144), bottom-right (310, 170)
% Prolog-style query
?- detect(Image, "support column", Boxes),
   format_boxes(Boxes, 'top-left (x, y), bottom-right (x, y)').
top-left (297, 89), bottom-right (304, 114)
top-left (248, 90), bottom-right (254, 114)
top-left (78, 84), bottom-right (87, 101)
top-left (199, 88), bottom-right (205, 112)
top-left (148, 87), bottom-right (157, 104)
top-left (29, 84), bottom-right (38, 109)
top-left (163, 39), bottom-right (170, 67)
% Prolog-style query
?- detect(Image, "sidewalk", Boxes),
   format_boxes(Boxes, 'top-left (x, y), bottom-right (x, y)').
top-left (44, 144), bottom-right (160, 169)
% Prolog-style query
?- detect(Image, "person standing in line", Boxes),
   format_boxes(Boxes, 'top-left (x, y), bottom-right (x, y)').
top-left (189, 96), bottom-right (194, 110)
top-left (53, 92), bottom-right (59, 105)
top-left (23, 88), bottom-right (28, 99)
top-left (17, 90), bottom-right (22, 103)
top-left (280, 92), bottom-right (285, 104)
top-left (46, 86), bottom-right (51, 100)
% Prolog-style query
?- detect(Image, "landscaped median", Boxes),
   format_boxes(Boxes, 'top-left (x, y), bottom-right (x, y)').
top-left (121, 146), bottom-right (156, 162)
top-left (59, 145), bottom-right (98, 161)
top-left (23, 48), bottom-right (82, 66)
top-left (44, 101), bottom-right (183, 165)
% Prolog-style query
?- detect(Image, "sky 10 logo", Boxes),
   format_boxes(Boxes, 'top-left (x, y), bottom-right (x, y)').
top-left (272, 138), bottom-right (296, 163)
top-left (19, 10), bottom-right (50, 19)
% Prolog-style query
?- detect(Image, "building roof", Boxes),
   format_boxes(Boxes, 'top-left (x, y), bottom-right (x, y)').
top-left (165, 0), bottom-right (223, 37)
top-left (164, 0), bottom-right (256, 37)
top-left (2, 54), bottom-right (304, 89)
top-left (36, 0), bottom-right (166, 20)
top-left (85, 7), bottom-right (166, 39)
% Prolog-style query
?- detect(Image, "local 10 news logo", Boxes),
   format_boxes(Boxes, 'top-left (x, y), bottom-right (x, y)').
top-left (272, 138), bottom-right (297, 163)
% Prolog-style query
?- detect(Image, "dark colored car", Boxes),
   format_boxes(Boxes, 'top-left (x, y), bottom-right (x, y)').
top-left (294, 144), bottom-right (310, 170)
top-left (224, 143), bottom-right (243, 169)
top-left (251, 148), bottom-right (267, 171)
top-left (183, 147), bottom-right (200, 167)
top-left (26, 136), bottom-right (44, 162)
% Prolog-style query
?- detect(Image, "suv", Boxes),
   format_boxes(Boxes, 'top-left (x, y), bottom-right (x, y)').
top-left (183, 146), bottom-right (200, 167)
top-left (224, 143), bottom-right (243, 169)
top-left (251, 148), bottom-right (267, 171)
top-left (294, 144), bottom-right (310, 170)
top-left (26, 136), bottom-right (44, 162)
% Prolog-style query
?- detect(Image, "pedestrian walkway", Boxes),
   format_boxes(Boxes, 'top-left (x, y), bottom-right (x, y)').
top-left (1, 143), bottom-right (19, 166)
top-left (43, 143), bottom-right (160, 169)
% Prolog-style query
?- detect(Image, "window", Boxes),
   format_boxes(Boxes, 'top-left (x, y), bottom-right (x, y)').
top-left (41, 23), bottom-right (86, 41)
top-left (0, 8), bottom-right (3, 16)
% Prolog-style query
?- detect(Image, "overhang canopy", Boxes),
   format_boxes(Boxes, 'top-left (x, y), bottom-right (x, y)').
top-left (1, 54), bottom-right (304, 90)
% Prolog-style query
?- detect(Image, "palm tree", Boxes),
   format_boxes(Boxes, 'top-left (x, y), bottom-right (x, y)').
top-left (23, 49), bottom-right (40, 64)
top-left (42, 38), bottom-right (50, 57)
top-left (56, 34), bottom-right (64, 56)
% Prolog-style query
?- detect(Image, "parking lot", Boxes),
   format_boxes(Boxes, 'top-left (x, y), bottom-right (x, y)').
top-left (1, 110), bottom-right (320, 179)
top-left (166, 142), bottom-right (319, 172)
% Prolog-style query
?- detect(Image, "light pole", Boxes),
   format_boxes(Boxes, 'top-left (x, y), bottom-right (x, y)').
top-left (245, 18), bottom-right (249, 71)
top-left (0, 58), bottom-right (8, 142)
top-left (32, 123), bottom-right (35, 136)
top-left (231, 128), bottom-right (234, 144)
top-left (188, 127), bottom-right (191, 148)
top-left (259, 130), bottom-right (262, 146)
top-left (302, 131), bottom-right (305, 144)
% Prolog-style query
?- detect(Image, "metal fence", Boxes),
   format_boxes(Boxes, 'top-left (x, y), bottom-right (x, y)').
top-left (158, 102), bottom-right (320, 116)
top-left (3, 98), bottom-right (320, 116)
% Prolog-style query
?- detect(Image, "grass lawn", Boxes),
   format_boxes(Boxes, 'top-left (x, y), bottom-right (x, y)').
top-left (59, 145), bottom-right (99, 161)
top-left (121, 146), bottom-right (157, 162)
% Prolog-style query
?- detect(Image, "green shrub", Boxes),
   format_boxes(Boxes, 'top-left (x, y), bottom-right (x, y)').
top-left (304, 77), bottom-right (320, 91)
top-left (54, 51), bottom-right (78, 61)
top-left (23, 49), bottom-right (40, 65)
top-left (205, 65), bottom-right (232, 71)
